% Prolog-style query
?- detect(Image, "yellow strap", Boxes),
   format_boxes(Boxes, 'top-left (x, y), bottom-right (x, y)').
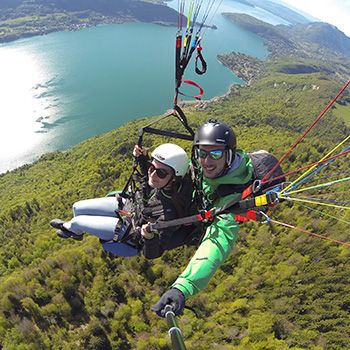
top-left (184, 36), bottom-right (188, 48)
top-left (187, 0), bottom-right (194, 28)
top-left (255, 194), bottom-right (268, 206)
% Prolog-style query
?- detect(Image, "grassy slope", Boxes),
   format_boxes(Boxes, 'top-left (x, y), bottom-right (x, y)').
top-left (333, 103), bottom-right (350, 126)
top-left (0, 68), bottom-right (350, 348)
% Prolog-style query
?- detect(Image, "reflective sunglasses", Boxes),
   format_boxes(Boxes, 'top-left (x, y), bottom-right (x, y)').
top-left (148, 163), bottom-right (171, 179)
top-left (198, 148), bottom-right (225, 160)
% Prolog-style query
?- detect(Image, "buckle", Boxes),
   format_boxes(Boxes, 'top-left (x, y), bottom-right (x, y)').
top-left (252, 180), bottom-right (262, 194)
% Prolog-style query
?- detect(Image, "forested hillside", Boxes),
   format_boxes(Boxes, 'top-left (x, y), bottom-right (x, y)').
top-left (0, 59), bottom-right (350, 348)
top-left (0, 0), bottom-right (177, 43)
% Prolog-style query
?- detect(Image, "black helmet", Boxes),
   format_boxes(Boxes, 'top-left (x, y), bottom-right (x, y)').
top-left (194, 119), bottom-right (236, 151)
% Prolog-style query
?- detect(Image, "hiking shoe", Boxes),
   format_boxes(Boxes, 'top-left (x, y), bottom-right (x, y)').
top-left (50, 219), bottom-right (83, 241)
top-left (56, 229), bottom-right (71, 239)
top-left (56, 229), bottom-right (83, 241)
top-left (50, 218), bottom-right (65, 230)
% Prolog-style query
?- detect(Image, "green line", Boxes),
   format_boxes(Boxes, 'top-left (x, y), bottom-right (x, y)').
top-left (279, 195), bottom-right (350, 210)
top-left (297, 203), bottom-right (350, 225)
top-left (285, 176), bottom-right (350, 195)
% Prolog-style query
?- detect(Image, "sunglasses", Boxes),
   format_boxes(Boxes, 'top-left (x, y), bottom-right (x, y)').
top-left (148, 163), bottom-right (171, 179)
top-left (198, 148), bottom-right (225, 160)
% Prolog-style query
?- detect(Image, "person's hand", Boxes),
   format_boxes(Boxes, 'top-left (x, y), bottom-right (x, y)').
top-left (152, 288), bottom-right (185, 317)
top-left (133, 145), bottom-right (147, 157)
top-left (140, 223), bottom-right (154, 240)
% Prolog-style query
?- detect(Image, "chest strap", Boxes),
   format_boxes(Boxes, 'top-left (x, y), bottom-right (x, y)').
top-left (149, 192), bottom-right (280, 231)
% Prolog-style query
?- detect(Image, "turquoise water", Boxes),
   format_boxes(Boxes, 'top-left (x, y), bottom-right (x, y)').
top-left (0, 2), bottom-right (275, 173)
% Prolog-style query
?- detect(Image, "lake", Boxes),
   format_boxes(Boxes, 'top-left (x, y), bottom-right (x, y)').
top-left (0, 0), bottom-right (288, 173)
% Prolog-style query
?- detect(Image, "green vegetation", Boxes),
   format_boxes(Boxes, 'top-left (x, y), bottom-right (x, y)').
top-left (1, 7), bottom-right (350, 347)
top-left (333, 102), bottom-right (350, 127)
top-left (0, 63), bottom-right (350, 348)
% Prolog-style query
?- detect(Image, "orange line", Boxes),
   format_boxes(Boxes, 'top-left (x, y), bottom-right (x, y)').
top-left (270, 219), bottom-right (350, 248)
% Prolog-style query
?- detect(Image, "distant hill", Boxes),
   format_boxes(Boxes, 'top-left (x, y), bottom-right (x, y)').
top-left (231, 0), bottom-right (311, 25)
top-left (289, 22), bottom-right (350, 58)
top-left (0, 0), bottom-right (174, 20)
top-left (250, 0), bottom-right (311, 24)
top-left (0, 0), bottom-right (178, 43)
top-left (224, 13), bottom-right (350, 60)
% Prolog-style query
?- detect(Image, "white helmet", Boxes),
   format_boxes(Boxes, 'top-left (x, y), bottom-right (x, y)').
top-left (151, 143), bottom-right (189, 177)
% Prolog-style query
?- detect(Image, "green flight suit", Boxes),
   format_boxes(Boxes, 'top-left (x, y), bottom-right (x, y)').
top-left (172, 150), bottom-right (253, 298)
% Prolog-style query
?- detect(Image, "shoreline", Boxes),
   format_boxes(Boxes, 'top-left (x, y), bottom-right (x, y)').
top-left (0, 18), bottom-right (179, 45)
top-left (0, 82), bottom-right (244, 176)
top-left (0, 18), bottom-right (216, 45)
top-left (0, 0), bottom-right (180, 45)
top-left (0, 16), bottom-right (123, 44)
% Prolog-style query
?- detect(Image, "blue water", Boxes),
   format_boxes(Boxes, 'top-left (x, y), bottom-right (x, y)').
top-left (0, 0), bottom-right (286, 173)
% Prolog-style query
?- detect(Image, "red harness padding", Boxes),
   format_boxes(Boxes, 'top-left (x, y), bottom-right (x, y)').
top-left (179, 79), bottom-right (204, 100)
top-left (237, 185), bottom-right (257, 223)
top-left (235, 210), bottom-right (260, 223)
top-left (241, 185), bottom-right (253, 200)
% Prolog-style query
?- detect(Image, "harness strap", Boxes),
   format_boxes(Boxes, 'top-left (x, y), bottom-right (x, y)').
top-left (174, 30), bottom-right (207, 104)
top-left (149, 196), bottom-right (241, 231)
top-left (139, 106), bottom-right (195, 142)
top-left (175, 33), bottom-right (182, 93)
top-left (195, 44), bottom-right (207, 75)
top-left (120, 167), bottom-right (142, 199)
top-left (211, 181), bottom-right (252, 203)
top-left (173, 105), bottom-right (195, 138)
top-left (142, 127), bottom-right (194, 141)
top-left (149, 191), bottom-right (282, 231)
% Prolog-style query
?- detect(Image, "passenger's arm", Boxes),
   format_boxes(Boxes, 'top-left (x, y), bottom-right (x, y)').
top-left (141, 223), bottom-right (180, 259)
top-left (133, 145), bottom-right (150, 175)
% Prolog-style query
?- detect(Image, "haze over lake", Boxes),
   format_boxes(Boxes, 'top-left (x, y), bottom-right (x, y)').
top-left (0, 0), bottom-right (289, 174)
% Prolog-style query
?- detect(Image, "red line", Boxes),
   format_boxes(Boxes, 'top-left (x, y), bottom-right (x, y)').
top-left (262, 147), bottom-right (350, 185)
top-left (263, 80), bottom-right (350, 182)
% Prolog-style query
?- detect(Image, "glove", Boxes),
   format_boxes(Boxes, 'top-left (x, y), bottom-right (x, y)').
top-left (152, 288), bottom-right (185, 317)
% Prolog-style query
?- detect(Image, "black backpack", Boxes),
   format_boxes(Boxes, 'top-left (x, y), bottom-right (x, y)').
top-left (212, 150), bottom-right (285, 201)
top-left (248, 150), bottom-right (285, 194)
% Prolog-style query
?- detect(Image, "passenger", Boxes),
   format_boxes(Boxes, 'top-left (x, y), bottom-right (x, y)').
top-left (50, 143), bottom-right (199, 258)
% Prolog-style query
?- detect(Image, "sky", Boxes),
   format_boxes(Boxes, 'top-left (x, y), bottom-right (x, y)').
top-left (279, 0), bottom-right (350, 37)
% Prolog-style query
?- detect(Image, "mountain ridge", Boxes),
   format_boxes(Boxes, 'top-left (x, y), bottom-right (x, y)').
top-left (223, 13), bottom-right (350, 60)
